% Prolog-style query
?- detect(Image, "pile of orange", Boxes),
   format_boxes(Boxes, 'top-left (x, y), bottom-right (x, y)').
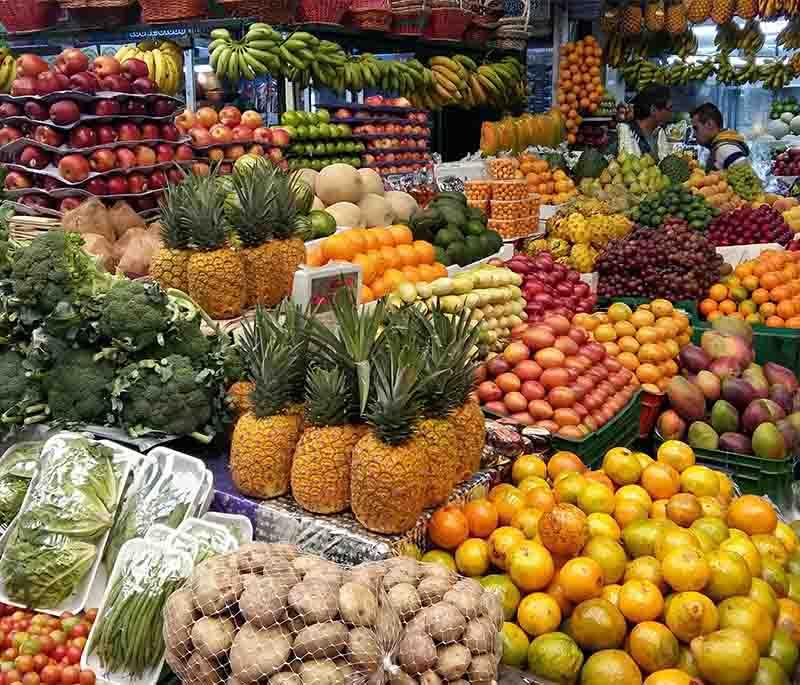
top-left (519, 154), bottom-right (578, 205)
top-left (556, 35), bottom-right (605, 145)
top-left (420, 442), bottom-right (800, 685)
top-left (304, 225), bottom-right (447, 303)
top-left (700, 250), bottom-right (800, 328)
top-left (573, 299), bottom-right (693, 392)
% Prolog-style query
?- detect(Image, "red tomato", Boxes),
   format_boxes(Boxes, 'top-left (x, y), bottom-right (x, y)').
top-left (60, 668), bottom-right (78, 685)
top-left (47, 652), bottom-right (62, 667)
top-left (15, 656), bottom-right (34, 674)
top-left (38, 668), bottom-right (59, 685)
top-left (36, 640), bottom-right (53, 659)
top-left (32, 656), bottom-right (47, 672)
top-left (63, 651), bottom-right (79, 668)
top-left (22, 673), bottom-right (38, 685)
top-left (48, 634), bottom-right (65, 649)
top-left (6, 669), bottom-right (21, 683)
top-left (76, 673), bottom-right (93, 685)
top-left (64, 628), bottom-right (83, 643)
top-left (66, 641), bottom-right (83, 653)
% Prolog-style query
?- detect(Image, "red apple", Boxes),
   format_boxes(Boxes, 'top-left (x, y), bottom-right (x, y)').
top-left (248, 144), bottom-right (264, 157)
top-left (68, 125), bottom-right (97, 149)
top-left (49, 100), bottom-right (81, 125)
top-left (152, 99), bottom-right (177, 117)
top-left (154, 144), bottom-right (174, 162)
top-left (100, 75), bottom-right (130, 93)
top-left (92, 56), bottom-right (122, 79)
top-left (218, 106), bottom-right (241, 127)
top-left (268, 147), bottom-right (283, 162)
top-left (115, 147), bottom-right (137, 170)
top-left (55, 48), bottom-right (89, 76)
top-left (224, 144), bottom-right (245, 160)
top-left (19, 146), bottom-right (50, 169)
top-left (35, 71), bottom-right (61, 95)
top-left (20, 194), bottom-right (52, 209)
top-left (10, 77), bottom-right (37, 97)
top-left (270, 128), bottom-right (290, 147)
top-left (252, 127), bottom-right (273, 144)
top-left (174, 144), bottom-right (193, 161)
top-left (209, 124), bottom-right (233, 144)
top-left (58, 153), bottom-right (90, 182)
top-left (166, 167), bottom-right (185, 184)
top-left (159, 123), bottom-right (178, 141)
top-left (121, 58), bottom-right (149, 80)
top-left (124, 99), bottom-right (147, 115)
top-left (148, 169), bottom-right (167, 189)
top-left (24, 101), bottom-right (49, 120)
top-left (231, 125), bottom-right (253, 142)
top-left (0, 102), bottom-right (20, 118)
top-left (117, 123), bottom-right (141, 142)
top-left (4, 170), bottom-right (32, 189)
top-left (93, 99), bottom-right (121, 116)
top-left (208, 147), bottom-right (224, 162)
top-left (189, 128), bottom-right (212, 147)
top-left (106, 175), bottom-right (129, 194)
top-left (175, 109), bottom-right (197, 133)
top-left (128, 173), bottom-right (148, 193)
top-left (140, 123), bottom-right (160, 140)
top-left (131, 77), bottom-right (156, 95)
top-left (89, 148), bottom-right (116, 172)
top-left (16, 54), bottom-right (49, 78)
top-left (70, 71), bottom-right (98, 94)
top-left (42, 176), bottom-right (65, 191)
top-left (240, 110), bottom-right (264, 129)
top-left (196, 107), bottom-right (218, 128)
top-left (95, 124), bottom-right (117, 144)
top-left (134, 145), bottom-right (156, 166)
top-left (135, 195), bottom-right (158, 211)
top-left (33, 125), bottom-right (64, 147)
top-left (85, 177), bottom-right (108, 195)
top-left (53, 73), bottom-right (70, 91)
top-left (0, 126), bottom-right (23, 144)
top-left (59, 197), bottom-right (83, 212)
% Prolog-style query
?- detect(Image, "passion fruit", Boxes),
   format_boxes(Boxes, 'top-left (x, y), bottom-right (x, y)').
top-left (691, 628), bottom-right (760, 685)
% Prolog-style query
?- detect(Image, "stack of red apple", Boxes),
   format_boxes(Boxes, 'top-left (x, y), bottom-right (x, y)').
top-left (0, 50), bottom-right (191, 214)
top-left (176, 105), bottom-right (288, 174)
top-left (505, 252), bottom-right (598, 323)
top-left (475, 313), bottom-right (639, 436)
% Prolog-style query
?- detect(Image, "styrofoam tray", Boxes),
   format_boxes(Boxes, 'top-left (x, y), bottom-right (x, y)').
top-left (202, 512), bottom-right (253, 544)
top-left (0, 433), bottom-right (132, 615)
top-left (196, 469), bottom-right (214, 516)
top-left (177, 517), bottom-right (238, 559)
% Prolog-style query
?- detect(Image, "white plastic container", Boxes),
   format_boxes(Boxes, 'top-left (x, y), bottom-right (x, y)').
top-left (178, 517), bottom-right (238, 561)
top-left (202, 512), bottom-right (254, 544)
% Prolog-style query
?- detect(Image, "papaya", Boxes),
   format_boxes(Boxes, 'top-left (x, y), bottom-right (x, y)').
top-left (480, 122), bottom-right (499, 156)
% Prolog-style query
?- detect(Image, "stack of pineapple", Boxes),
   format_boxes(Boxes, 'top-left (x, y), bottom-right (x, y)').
top-left (227, 291), bottom-right (487, 535)
top-left (149, 158), bottom-right (311, 321)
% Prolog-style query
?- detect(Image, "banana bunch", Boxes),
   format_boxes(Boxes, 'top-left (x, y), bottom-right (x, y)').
top-left (714, 53), bottom-right (736, 83)
top-left (791, 52), bottom-right (800, 76)
top-left (664, 61), bottom-right (691, 86)
top-left (377, 58), bottom-right (426, 95)
top-left (0, 48), bottom-right (17, 94)
top-left (778, 19), bottom-right (800, 49)
top-left (731, 58), bottom-right (759, 85)
top-left (674, 30), bottom-right (698, 58)
top-left (606, 34), bottom-right (625, 67)
top-left (629, 60), bottom-right (662, 88)
top-left (714, 22), bottom-right (740, 53)
top-left (758, 0), bottom-right (799, 19)
top-left (738, 20), bottom-right (765, 56)
top-left (689, 60), bottom-right (716, 81)
top-left (115, 41), bottom-right (183, 95)
top-left (759, 59), bottom-right (794, 89)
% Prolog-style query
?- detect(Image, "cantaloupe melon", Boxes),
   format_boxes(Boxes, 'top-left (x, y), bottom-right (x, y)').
top-left (311, 196), bottom-right (325, 211)
top-left (384, 191), bottom-right (419, 222)
top-left (791, 115), bottom-right (800, 135)
top-left (357, 168), bottom-right (384, 196)
top-left (296, 169), bottom-right (319, 193)
top-left (316, 163), bottom-right (364, 206)
top-left (326, 202), bottom-right (364, 228)
top-left (358, 194), bottom-right (394, 227)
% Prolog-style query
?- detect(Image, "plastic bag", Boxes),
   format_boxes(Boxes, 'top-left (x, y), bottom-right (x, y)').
top-left (81, 233), bottom-right (116, 272)
top-left (114, 226), bottom-right (162, 278)
top-left (108, 200), bottom-right (146, 241)
top-left (62, 198), bottom-right (115, 243)
top-left (163, 544), bottom-right (503, 685)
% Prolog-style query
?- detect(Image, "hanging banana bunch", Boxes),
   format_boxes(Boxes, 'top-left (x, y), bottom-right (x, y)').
top-left (737, 20), bottom-right (764, 56)
top-left (714, 22), bottom-right (740, 53)
top-left (778, 19), bottom-right (800, 50)
top-left (674, 30), bottom-right (698, 58)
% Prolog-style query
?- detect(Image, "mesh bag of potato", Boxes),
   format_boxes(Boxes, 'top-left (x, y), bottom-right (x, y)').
top-left (164, 543), bottom-right (504, 685)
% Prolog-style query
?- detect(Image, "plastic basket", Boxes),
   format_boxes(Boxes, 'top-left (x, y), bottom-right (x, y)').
top-left (218, 0), bottom-right (296, 22)
top-left (691, 320), bottom-right (800, 372)
top-left (654, 427), bottom-right (795, 510)
top-left (0, 0), bottom-right (58, 32)
top-left (551, 390), bottom-right (642, 469)
top-left (639, 389), bottom-right (664, 439)
top-left (297, 0), bottom-right (351, 22)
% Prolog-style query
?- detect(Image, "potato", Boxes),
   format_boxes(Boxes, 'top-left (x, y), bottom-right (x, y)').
top-left (419, 672), bottom-right (442, 685)
top-left (192, 617), bottom-right (236, 660)
top-left (228, 677), bottom-right (246, 685)
top-left (229, 625), bottom-right (293, 684)
top-left (185, 652), bottom-right (222, 685)
top-left (339, 583), bottom-right (378, 627)
top-left (417, 578), bottom-right (452, 607)
top-left (463, 618), bottom-right (495, 655)
top-left (442, 590), bottom-right (480, 620)
top-left (404, 609), bottom-right (429, 636)
top-left (397, 632), bottom-right (437, 675)
top-left (333, 659), bottom-right (356, 685)
top-left (421, 564), bottom-right (451, 580)
top-left (388, 584), bottom-right (421, 622)
top-left (304, 565), bottom-right (344, 590)
top-left (425, 604), bottom-right (466, 643)
top-left (299, 660), bottom-right (345, 685)
top-left (348, 627), bottom-right (381, 672)
top-left (347, 564), bottom-right (385, 593)
top-left (389, 670), bottom-right (417, 685)
top-left (269, 673), bottom-right (302, 685)
top-left (436, 644), bottom-right (471, 681)
top-left (451, 579), bottom-right (482, 596)
top-left (478, 593), bottom-right (503, 631)
top-left (289, 582), bottom-right (340, 624)
top-left (467, 654), bottom-right (497, 685)
top-left (383, 567), bottom-right (419, 590)
top-left (240, 576), bottom-right (290, 628)
top-left (293, 621), bottom-right (349, 660)
top-left (164, 589), bottom-right (196, 659)
top-left (384, 558), bottom-right (421, 579)
top-left (191, 557), bottom-right (243, 616)
top-left (293, 555), bottom-right (328, 578)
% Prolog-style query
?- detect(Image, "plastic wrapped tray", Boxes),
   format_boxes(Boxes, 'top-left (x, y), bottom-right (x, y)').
top-left (0, 91), bottom-right (183, 107)
top-left (0, 135), bottom-right (190, 158)
top-left (4, 160), bottom-right (190, 186)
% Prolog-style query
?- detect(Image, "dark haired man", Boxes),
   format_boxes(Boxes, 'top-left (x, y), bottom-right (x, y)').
top-left (617, 85), bottom-right (673, 160)
top-left (691, 102), bottom-right (750, 172)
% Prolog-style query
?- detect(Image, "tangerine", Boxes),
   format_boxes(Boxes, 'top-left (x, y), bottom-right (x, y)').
top-left (603, 447), bottom-right (644, 486)
top-left (628, 622), bottom-right (680, 673)
top-left (579, 649), bottom-right (642, 685)
top-left (538, 503), bottom-right (589, 557)
top-left (616, 484), bottom-right (654, 511)
top-left (499, 622), bottom-right (530, 667)
top-left (727, 495), bottom-right (778, 536)
top-left (454, 538), bottom-right (491, 576)
top-left (488, 526), bottom-right (527, 570)
top-left (508, 540), bottom-right (555, 592)
top-left (615, 500), bottom-right (649, 529)
top-left (496, 488), bottom-right (527, 525)
top-left (578, 481), bottom-right (616, 515)
top-left (641, 463), bottom-right (681, 499)
top-left (463, 498), bottom-right (499, 538)
top-left (643, 669), bottom-right (702, 685)
top-left (512, 454), bottom-right (548, 483)
top-left (718, 596), bottom-right (774, 654)
top-left (584, 535), bottom-right (627, 584)
top-left (570, 598), bottom-right (627, 650)
top-left (666, 493), bottom-right (703, 527)
top-left (777, 599), bottom-right (800, 642)
top-left (548, 451), bottom-right (586, 480)
top-left (662, 547), bottom-right (710, 592)
top-left (664, 591), bottom-right (719, 642)
top-left (587, 512), bottom-right (621, 540)
top-left (526, 487), bottom-right (556, 514)
top-left (527, 632), bottom-right (584, 683)
top-left (517, 592), bottom-right (562, 636)
top-left (428, 505), bottom-right (469, 550)
top-left (480, 574), bottom-right (522, 620)
top-left (511, 507), bottom-right (544, 539)
top-left (705, 550), bottom-right (753, 602)
top-left (559, 556), bottom-right (605, 603)
top-left (619, 579), bottom-right (665, 623)
top-left (680, 465), bottom-right (721, 498)
top-left (657, 440), bottom-right (695, 473)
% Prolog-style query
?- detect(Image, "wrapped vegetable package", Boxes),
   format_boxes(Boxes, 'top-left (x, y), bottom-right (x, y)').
top-left (163, 543), bottom-right (503, 685)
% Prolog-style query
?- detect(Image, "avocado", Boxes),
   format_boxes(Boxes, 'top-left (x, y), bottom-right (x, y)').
top-left (464, 235), bottom-right (483, 263)
top-left (433, 202), bottom-right (467, 227)
top-left (446, 241), bottom-right (467, 266)
top-left (435, 226), bottom-right (465, 247)
top-left (464, 220), bottom-right (486, 237)
top-left (434, 246), bottom-right (451, 266)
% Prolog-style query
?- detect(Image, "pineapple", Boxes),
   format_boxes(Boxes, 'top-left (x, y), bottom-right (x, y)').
top-left (229, 303), bottom-right (308, 499)
top-left (150, 181), bottom-right (193, 292)
top-left (184, 172), bottom-right (245, 320)
top-left (644, 0), bottom-right (666, 31)
top-left (710, 0), bottom-right (734, 24)
top-left (600, 0), bottom-right (621, 32)
top-left (227, 380), bottom-right (254, 419)
top-left (227, 159), bottom-right (310, 308)
top-left (686, 0), bottom-right (711, 22)
top-left (665, 0), bottom-right (687, 33)
top-left (350, 331), bottom-right (427, 534)
top-left (621, 1), bottom-right (643, 35)
top-left (735, 0), bottom-right (756, 19)
top-left (291, 366), bottom-right (367, 515)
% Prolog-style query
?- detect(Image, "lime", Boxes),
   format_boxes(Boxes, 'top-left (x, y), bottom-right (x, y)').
top-left (310, 210), bottom-right (336, 239)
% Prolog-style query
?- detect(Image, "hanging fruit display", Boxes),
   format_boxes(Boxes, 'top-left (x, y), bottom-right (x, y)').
top-left (555, 36), bottom-right (606, 145)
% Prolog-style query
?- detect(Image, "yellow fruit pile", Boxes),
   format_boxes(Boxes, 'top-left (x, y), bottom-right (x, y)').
top-left (573, 299), bottom-right (693, 391)
top-left (686, 170), bottom-right (746, 212)
top-left (423, 442), bottom-right (800, 685)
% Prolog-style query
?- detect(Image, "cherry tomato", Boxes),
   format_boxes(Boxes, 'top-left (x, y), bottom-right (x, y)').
top-left (48, 634), bottom-right (65, 649)
top-left (38, 668), bottom-right (59, 685)
top-left (46, 651), bottom-right (61, 668)
top-left (59, 668), bottom-right (78, 685)
top-left (6, 669), bottom-right (21, 683)
top-left (36, 639), bottom-right (53, 658)
top-left (21, 673), bottom-right (38, 685)
top-left (32, 655), bottom-right (47, 673)
top-left (62, 651), bottom-right (79, 669)
top-left (15, 656), bottom-right (33, 674)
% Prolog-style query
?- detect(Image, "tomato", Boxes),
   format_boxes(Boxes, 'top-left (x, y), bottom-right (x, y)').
top-left (47, 653), bottom-right (61, 669)
top-left (62, 651), bottom-right (79, 669)
top-left (6, 669), bottom-right (21, 683)
top-left (21, 673), bottom-right (38, 685)
top-left (15, 656), bottom-right (33, 674)
top-left (76, 674), bottom-right (92, 685)
top-left (54, 624), bottom-right (75, 642)
top-left (36, 639), bottom-right (53, 659)
top-left (59, 668), bottom-right (78, 685)
top-left (31, 656), bottom-right (47, 673)
top-left (47, 635), bottom-right (64, 650)
top-left (38, 668), bottom-right (59, 685)
top-left (64, 628), bottom-right (83, 644)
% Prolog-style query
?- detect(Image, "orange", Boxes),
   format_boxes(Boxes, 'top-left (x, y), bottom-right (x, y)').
top-left (360, 284), bottom-right (374, 303)
top-left (699, 299), bottom-right (718, 317)
top-left (643, 669), bottom-right (700, 685)
top-left (547, 451), bottom-right (586, 480)
top-left (487, 526), bottom-right (527, 570)
top-left (752, 288), bottom-right (771, 304)
top-left (628, 622), bottom-right (680, 673)
top-left (305, 245), bottom-right (326, 267)
top-left (718, 299), bottom-right (737, 315)
top-left (526, 487), bottom-right (556, 513)
top-left (352, 253), bottom-right (376, 284)
top-left (614, 500), bottom-right (648, 529)
top-left (382, 268), bottom-right (406, 291)
top-left (513, 455), bottom-right (548, 483)
top-left (366, 249), bottom-right (386, 276)
top-left (583, 535), bottom-right (627, 584)
top-left (345, 229), bottom-right (367, 254)
top-left (373, 227), bottom-right (394, 247)
top-left (395, 244), bottom-right (417, 267)
top-left (761, 272), bottom-right (781, 290)
top-left (546, 575), bottom-right (575, 617)
top-left (664, 591), bottom-right (719, 642)
top-left (742, 275), bottom-right (760, 291)
top-left (727, 495), bottom-right (778, 535)
top-left (412, 240), bottom-right (435, 265)
top-left (370, 277), bottom-right (387, 298)
top-left (766, 315), bottom-right (786, 327)
top-left (761, 302), bottom-right (778, 317)
top-left (379, 246), bottom-right (401, 270)
top-left (666, 493), bottom-right (703, 527)
top-left (777, 598), bottom-right (800, 642)
top-left (511, 507), bottom-right (544, 539)
top-left (559, 556), bottom-right (604, 603)
top-left (322, 233), bottom-right (354, 261)
top-left (631, 309), bottom-right (656, 328)
top-left (619, 579), bottom-right (664, 623)
top-left (570, 598), bottom-right (627, 651)
top-left (657, 441), bottom-right (695, 473)
top-left (709, 283), bottom-right (729, 301)
top-left (428, 505), bottom-right (469, 550)
top-left (517, 592), bottom-right (561, 636)
top-left (401, 266), bottom-right (420, 283)
top-left (496, 487), bottom-right (527, 525)
top-left (431, 262), bottom-right (448, 278)
top-left (618, 352), bottom-right (641, 371)
top-left (662, 547), bottom-right (710, 592)
top-left (625, 556), bottom-right (665, 591)
top-left (508, 540), bottom-right (555, 592)
top-left (637, 363), bottom-right (662, 385)
top-left (416, 264), bottom-right (438, 283)
top-left (454, 538), bottom-right (491, 576)
top-left (777, 300), bottom-right (797, 320)
top-left (636, 327), bottom-right (660, 345)
top-left (463, 499), bottom-right (499, 538)
top-left (389, 224), bottom-right (413, 245)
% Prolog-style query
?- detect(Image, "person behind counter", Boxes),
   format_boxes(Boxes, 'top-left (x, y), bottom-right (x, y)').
top-left (617, 85), bottom-right (673, 160)
top-left (691, 102), bottom-right (751, 172)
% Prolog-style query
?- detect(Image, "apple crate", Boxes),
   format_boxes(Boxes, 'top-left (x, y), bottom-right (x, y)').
top-left (654, 427), bottom-right (795, 510)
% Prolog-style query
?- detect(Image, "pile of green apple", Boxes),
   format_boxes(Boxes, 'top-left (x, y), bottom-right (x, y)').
top-left (578, 152), bottom-right (671, 212)
top-left (280, 109), bottom-right (364, 171)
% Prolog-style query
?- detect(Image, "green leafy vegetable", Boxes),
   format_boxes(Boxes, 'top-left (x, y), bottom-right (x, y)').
top-left (0, 476), bottom-right (29, 532)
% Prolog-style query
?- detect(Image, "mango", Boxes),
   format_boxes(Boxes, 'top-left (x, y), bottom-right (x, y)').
top-left (711, 400), bottom-right (739, 434)
top-left (689, 421), bottom-right (720, 450)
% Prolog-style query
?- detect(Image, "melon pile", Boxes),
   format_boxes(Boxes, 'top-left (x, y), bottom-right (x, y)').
top-left (299, 164), bottom-right (420, 228)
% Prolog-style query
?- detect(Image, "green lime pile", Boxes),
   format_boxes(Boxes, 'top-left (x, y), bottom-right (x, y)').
top-left (630, 185), bottom-right (718, 230)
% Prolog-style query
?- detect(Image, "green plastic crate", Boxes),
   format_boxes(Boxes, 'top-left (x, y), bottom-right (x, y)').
top-left (596, 297), bottom-right (699, 323)
top-left (551, 390), bottom-right (642, 470)
top-left (653, 427), bottom-right (795, 509)
top-left (691, 321), bottom-right (800, 372)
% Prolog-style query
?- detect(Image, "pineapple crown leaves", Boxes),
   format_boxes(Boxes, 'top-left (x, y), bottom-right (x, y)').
top-left (157, 179), bottom-right (193, 250)
top-left (164, 170), bottom-right (228, 252)
top-left (304, 364), bottom-right (352, 428)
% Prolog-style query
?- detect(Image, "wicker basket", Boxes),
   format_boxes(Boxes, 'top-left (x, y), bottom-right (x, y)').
top-left (463, 23), bottom-right (493, 42)
top-left (58, 0), bottom-right (132, 25)
top-left (391, 7), bottom-right (430, 35)
top-left (217, 0), bottom-right (296, 22)
top-left (348, 8), bottom-right (391, 28)
top-left (1, 0), bottom-right (58, 32)
top-left (296, 0), bottom-right (351, 23)
top-left (423, 6), bottom-right (472, 39)
top-left (139, 0), bottom-right (205, 21)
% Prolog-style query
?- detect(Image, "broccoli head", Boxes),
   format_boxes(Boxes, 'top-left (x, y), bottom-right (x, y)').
top-left (12, 232), bottom-right (95, 315)
top-left (43, 348), bottom-right (116, 424)
top-left (136, 317), bottom-right (211, 366)
top-left (0, 350), bottom-right (31, 417)
top-left (98, 280), bottom-right (171, 352)
top-left (112, 355), bottom-right (213, 437)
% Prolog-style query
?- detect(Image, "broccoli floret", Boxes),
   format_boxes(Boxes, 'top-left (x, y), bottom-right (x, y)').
top-left (137, 318), bottom-right (211, 366)
top-left (113, 355), bottom-right (213, 437)
top-left (43, 348), bottom-right (116, 424)
top-left (0, 350), bottom-right (30, 416)
top-left (99, 280), bottom-right (171, 352)
top-left (12, 232), bottom-right (95, 315)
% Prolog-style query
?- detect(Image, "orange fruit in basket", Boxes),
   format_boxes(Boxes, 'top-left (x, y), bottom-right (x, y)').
top-left (373, 227), bottom-right (394, 247)
top-left (389, 225), bottom-right (413, 245)
top-left (345, 229), bottom-right (367, 254)
top-left (760, 272), bottom-right (781, 291)
top-left (352, 254), bottom-right (376, 284)
top-left (379, 246), bottom-right (401, 270)
top-left (752, 288), bottom-right (770, 304)
top-left (370, 277), bottom-right (387, 299)
top-left (382, 268), bottom-right (406, 291)
top-left (322, 233), bottom-right (353, 262)
top-left (305, 246), bottom-right (326, 267)
top-left (412, 240), bottom-right (435, 265)
top-left (709, 284), bottom-right (729, 302)
top-left (395, 244), bottom-right (417, 267)
top-left (718, 300), bottom-right (737, 315)
top-left (559, 557), bottom-right (604, 603)
top-left (362, 230), bottom-right (380, 251)
top-left (641, 463), bottom-right (681, 500)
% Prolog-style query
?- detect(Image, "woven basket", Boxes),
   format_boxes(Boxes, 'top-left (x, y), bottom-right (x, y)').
top-left (463, 24), bottom-right (493, 42)
top-left (391, 7), bottom-right (430, 35)
top-left (296, 0), bottom-right (351, 23)
top-left (59, 0), bottom-right (132, 25)
top-left (218, 0), bottom-right (295, 22)
top-left (348, 7), bottom-right (391, 28)
top-left (423, 6), bottom-right (472, 39)
top-left (2, 0), bottom-right (58, 32)
top-left (139, 0), bottom-right (204, 21)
